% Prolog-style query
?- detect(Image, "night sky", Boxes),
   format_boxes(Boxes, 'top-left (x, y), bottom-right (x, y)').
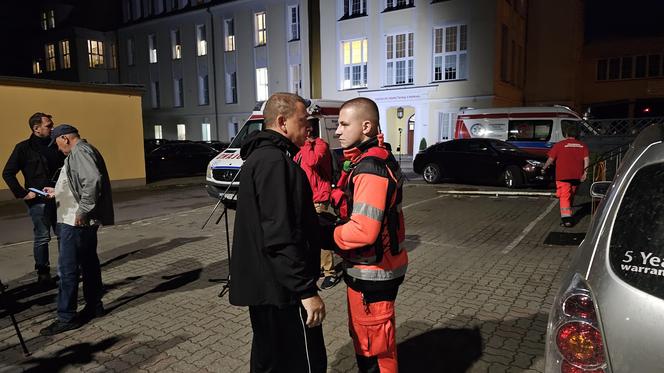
top-left (585, 0), bottom-right (664, 41)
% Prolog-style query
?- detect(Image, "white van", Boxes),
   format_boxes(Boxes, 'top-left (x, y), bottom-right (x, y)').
top-left (453, 106), bottom-right (596, 155)
top-left (205, 99), bottom-right (343, 201)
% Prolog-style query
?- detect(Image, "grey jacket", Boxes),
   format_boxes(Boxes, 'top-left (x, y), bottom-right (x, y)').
top-left (65, 140), bottom-right (114, 225)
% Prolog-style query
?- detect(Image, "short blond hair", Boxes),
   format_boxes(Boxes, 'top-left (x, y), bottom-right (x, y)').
top-left (263, 92), bottom-right (307, 128)
top-left (340, 97), bottom-right (379, 126)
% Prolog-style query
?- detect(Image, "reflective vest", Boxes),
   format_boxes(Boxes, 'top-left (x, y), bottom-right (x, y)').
top-left (331, 135), bottom-right (408, 291)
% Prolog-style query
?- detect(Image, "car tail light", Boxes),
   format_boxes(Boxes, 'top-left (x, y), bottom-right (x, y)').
top-left (545, 274), bottom-right (609, 373)
top-left (454, 118), bottom-right (471, 139)
top-left (556, 322), bottom-right (605, 368)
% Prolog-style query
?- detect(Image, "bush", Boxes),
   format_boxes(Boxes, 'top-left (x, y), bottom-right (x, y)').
top-left (419, 138), bottom-right (427, 151)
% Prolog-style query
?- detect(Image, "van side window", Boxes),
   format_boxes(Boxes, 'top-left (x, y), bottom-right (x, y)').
top-left (507, 120), bottom-right (553, 141)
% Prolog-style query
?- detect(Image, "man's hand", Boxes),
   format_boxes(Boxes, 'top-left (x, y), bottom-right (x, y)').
top-left (43, 187), bottom-right (55, 199)
top-left (23, 191), bottom-right (37, 200)
top-left (581, 171), bottom-right (588, 183)
top-left (74, 215), bottom-right (86, 226)
top-left (301, 294), bottom-right (325, 328)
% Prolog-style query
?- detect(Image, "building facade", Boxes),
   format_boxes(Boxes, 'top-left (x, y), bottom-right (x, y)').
top-left (117, 0), bottom-right (312, 142)
top-left (30, 1), bottom-right (121, 84)
top-left (318, 0), bottom-right (527, 154)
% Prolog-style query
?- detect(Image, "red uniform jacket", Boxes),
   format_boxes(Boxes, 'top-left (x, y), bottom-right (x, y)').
top-left (294, 137), bottom-right (332, 203)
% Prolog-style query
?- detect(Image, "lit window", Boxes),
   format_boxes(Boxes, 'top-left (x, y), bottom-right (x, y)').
top-left (256, 67), bottom-right (269, 101)
top-left (59, 40), bottom-right (71, 69)
top-left (225, 71), bottom-right (237, 104)
top-left (171, 29), bottom-right (182, 59)
top-left (386, 33), bottom-right (414, 85)
top-left (151, 81), bottom-right (160, 108)
top-left (48, 10), bottom-right (55, 29)
top-left (127, 38), bottom-right (135, 66)
top-left (174, 78), bottom-right (184, 107)
top-left (201, 123), bottom-right (211, 141)
top-left (41, 11), bottom-right (48, 30)
top-left (196, 24), bottom-right (207, 56)
top-left (177, 124), bottom-right (186, 140)
top-left (433, 25), bottom-right (467, 81)
top-left (148, 34), bottom-right (158, 63)
top-left (198, 74), bottom-right (209, 105)
top-left (341, 0), bottom-right (367, 18)
top-left (87, 40), bottom-right (105, 68)
top-left (45, 44), bottom-right (56, 71)
top-left (255, 12), bottom-right (267, 46)
top-left (341, 39), bottom-right (368, 89)
top-left (289, 64), bottom-right (301, 95)
top-left (33, 60), bottom-right (43, 75)
top-left (224, 19), bottom-right (235, 51)
top-left (154, 124), bottom-right (163, 139)
top-left (288, 5), bottom-right (300, 41)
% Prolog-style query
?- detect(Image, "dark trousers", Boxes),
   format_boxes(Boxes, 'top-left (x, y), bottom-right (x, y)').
top-left (249, 304), bottom-right (327, 373)
top-left (27, 201), bottom-right (58, 270)
top-left (57, 224), bottom-right (103, 322)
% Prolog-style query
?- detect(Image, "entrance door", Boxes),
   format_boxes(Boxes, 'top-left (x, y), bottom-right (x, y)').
top-left (407, 115), bottom-right (415, 154)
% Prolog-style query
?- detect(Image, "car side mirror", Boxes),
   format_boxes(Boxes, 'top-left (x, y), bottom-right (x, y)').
top-left (590, 181), bottom-right (612, 199)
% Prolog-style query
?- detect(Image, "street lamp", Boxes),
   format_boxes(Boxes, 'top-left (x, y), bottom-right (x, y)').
top-left (396, 107), bottom-right (404, 119)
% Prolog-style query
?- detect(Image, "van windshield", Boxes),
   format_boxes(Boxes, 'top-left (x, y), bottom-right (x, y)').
top-left (229, 120), bottom-right (263, 149)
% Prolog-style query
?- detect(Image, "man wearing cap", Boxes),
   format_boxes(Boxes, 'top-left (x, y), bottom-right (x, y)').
top-left (3, 112), bottom-right (64, 285)
top-left (39, 125), bottom-right (114, 336)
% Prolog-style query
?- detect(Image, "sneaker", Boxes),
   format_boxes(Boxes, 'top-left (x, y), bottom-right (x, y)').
top-left (320, 275), bottom-right (340, 290)
top-left (39, 319), bottom-right (82, 336)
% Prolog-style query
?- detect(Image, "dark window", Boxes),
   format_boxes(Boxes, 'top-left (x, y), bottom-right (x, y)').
top-left (608, 58), bottom-right (620, 80)
top-left (597, 59), bottom-right (607, 80)
top-left (466, 141), bottom-right (490, 153)
top-left (507, 120), bottom-right (553, 141)
top-left (609, 163), bottom-right (664, 300)
top-left (621, 57), bottom-right (633, 79)
top-left (445, 141), bottom-right (468, 152)
top-left (635, 55), bottom-right (647, 78)
top-left (229, 120), bottom-right (263, 148)
top-left (648, 55), bottom-right (661, 77)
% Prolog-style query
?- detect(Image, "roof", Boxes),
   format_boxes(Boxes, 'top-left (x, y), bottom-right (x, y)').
top-left (0, 76), bottom-right (145, 96)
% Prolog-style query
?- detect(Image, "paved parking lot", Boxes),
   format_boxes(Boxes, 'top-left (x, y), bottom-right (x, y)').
top-left (0, 182), bottom-right (588, 372)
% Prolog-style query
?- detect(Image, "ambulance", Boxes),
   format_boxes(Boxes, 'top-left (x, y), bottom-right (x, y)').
top-left (453, 106), bottom-right (597, 155)
top-left (205, 99), bottom-right (344, 202)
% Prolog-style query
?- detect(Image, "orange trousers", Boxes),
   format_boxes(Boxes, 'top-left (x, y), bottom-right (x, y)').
top-left (347, 286), bottom-right (398, 373)
top-left (556, 181), bottom-right (578, 218)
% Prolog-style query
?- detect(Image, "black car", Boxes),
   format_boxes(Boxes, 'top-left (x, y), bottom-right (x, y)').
top-left (146, 142), bottom-right (220, 181)
top-left (413, 138), bottom-right (552, 188)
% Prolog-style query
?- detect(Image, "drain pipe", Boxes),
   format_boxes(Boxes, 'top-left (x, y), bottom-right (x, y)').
top-left (207, 7), bottom-right (221, 141)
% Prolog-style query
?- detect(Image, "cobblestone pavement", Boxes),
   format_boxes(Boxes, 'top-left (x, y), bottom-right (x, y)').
top-left (0, 182), bottom-right (589, 372)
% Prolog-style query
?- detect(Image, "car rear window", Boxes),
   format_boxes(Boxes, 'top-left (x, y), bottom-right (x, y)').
top-left (609, 162), bottom-right (664, 298)
top-left (508, 120), bottom-right (553, 141)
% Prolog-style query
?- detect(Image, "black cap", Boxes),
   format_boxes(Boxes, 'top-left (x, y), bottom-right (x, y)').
top-left (49, 124), bottom-right (78, 146)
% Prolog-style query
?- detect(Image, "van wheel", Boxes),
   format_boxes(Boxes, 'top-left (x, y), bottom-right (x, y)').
top-left (503, 166), bottom-right (524, 188)
top-left (423, 163), bottom-right (442, 184)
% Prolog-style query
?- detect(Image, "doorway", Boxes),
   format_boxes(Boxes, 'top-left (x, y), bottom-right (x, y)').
top-left (407, 114), bottom-right (415, 155)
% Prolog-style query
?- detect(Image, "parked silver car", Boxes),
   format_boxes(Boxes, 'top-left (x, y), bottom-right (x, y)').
top-left (545, 124), bottom-right (664, 373)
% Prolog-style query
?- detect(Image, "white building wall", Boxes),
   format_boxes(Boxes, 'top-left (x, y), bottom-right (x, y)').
top-left (118, 0), bottom-right (310, 142)
top-left (320, 0), bottom-right (497, 152)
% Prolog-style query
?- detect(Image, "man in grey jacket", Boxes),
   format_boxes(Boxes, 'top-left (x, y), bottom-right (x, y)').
top-left (40, 124), bottom-right (114, 336)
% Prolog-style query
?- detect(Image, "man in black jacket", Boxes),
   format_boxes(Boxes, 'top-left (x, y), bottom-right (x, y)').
top-left (3, 112), bottom-right (64, 284)
top-left (229, 92), bottom-right (327, 372)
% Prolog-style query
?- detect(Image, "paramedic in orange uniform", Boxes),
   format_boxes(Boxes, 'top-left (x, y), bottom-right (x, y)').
top-left (542, 125), bottom-right (590, 227)
top-left (327, 97), bottom-right (408, 373)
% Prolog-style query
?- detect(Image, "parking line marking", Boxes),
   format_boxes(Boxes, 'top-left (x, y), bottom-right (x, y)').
top-left (501, 199), bottom-right (558, 254)
top-left (438, 190), bottom-right (555, 197)
top-left (402, 195), bottom-right (446, 210)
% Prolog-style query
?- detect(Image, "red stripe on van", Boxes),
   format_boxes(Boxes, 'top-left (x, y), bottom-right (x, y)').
top-left (248, 115), bottom-right (264, 120)
top-left (319, 107), bottom-right (340, 115)
top-left (458, 112), bottom-right (579, 120)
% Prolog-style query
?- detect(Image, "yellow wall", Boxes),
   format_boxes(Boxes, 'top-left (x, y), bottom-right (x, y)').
top-left (0, 80), bottom-right (145, 200)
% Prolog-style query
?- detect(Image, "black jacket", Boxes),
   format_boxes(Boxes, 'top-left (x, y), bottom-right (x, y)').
top-left (3, 134), bottom-right (64, 203)
top-left (229, 130), bottom-right (321, 307)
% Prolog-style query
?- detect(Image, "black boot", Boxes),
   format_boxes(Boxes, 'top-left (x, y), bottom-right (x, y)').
top-left (36, 266), bottom-right (53, 286)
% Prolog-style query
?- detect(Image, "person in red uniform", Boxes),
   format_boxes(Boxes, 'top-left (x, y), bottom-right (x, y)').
top-left (324, 97), bottom-right (408, 373)
top-left (542, 125), bottom-right (590, 227)
top-left (294, 121), bottom-right (339, 290)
